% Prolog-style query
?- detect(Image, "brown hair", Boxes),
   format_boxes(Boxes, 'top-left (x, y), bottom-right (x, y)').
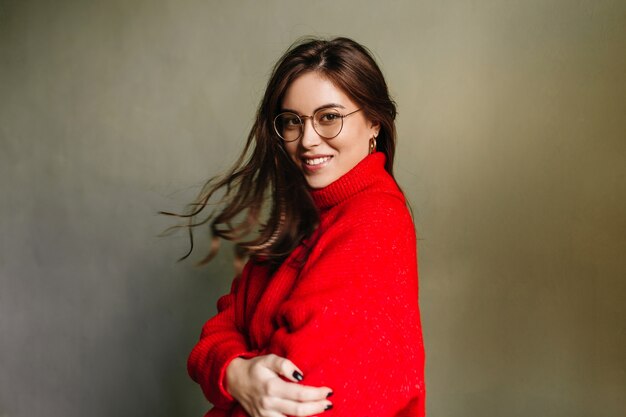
top-left (161, 36), bottom-right (398, 269)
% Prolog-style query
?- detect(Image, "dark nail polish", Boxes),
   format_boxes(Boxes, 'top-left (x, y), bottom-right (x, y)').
top-left (293, 370), bottom-right (303, 381)
top-left (326, 391), bottom-right (334, 398)
top-left (325, 404), bottom-right (333, 411)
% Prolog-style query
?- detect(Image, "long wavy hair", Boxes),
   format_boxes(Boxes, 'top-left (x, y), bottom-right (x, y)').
top-left (161, 37), bottom-right (398, 269)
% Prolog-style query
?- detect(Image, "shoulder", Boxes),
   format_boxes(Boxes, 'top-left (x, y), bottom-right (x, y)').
top-left (304, 186), bottom-right (417, 277)
top-left (318, 186), bottom-right (415, 251)
top-left (339, 185), bottom-right (413, 231)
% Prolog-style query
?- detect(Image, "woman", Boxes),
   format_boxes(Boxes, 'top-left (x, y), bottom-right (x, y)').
top-left (180, 37), bottom-right (425, 417)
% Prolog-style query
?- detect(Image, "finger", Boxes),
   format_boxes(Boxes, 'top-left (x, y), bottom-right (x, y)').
top-left (263, 411), bottom-right (287, 417)
top-left (272, 397), bottom-right (333, 416)
top-left (270, 355), bottom-right (305, 383)
top-left (267, 377), bottom-right (333, 402)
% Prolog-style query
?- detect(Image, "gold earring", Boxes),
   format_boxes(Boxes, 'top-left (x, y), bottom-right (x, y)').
top-left (369, 137), bottom-right (377, 154)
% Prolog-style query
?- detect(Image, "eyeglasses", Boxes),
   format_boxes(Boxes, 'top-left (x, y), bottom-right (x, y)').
top-left (273, 108), bottom-right (361, 142)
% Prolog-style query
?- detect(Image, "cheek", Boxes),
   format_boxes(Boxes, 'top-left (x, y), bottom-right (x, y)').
top-left (342, 120), bottom-right (371, 146)
top-left (338, 127), bottom-right (369, 154)
top-left (283, 143), bottom-right (299, 162)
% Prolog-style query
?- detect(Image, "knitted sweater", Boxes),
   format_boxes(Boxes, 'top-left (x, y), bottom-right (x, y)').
top-left (188, 152), bottom-right (426, 417)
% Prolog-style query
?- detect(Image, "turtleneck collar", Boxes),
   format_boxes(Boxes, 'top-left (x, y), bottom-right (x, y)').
top-left (309, 152), bottom-right (390, 211)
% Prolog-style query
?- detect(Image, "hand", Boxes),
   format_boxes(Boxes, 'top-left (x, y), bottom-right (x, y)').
top-left (226, 353), bottom-right (333, 417)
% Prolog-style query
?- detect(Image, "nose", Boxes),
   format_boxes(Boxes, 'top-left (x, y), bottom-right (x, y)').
top-left (300, 116), bottom-right (322, 148)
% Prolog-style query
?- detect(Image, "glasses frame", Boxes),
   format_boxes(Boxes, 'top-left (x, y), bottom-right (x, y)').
top-left (273, 108), bottom-right (362, 142)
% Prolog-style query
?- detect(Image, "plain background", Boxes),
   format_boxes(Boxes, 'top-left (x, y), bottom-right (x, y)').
top-left (1, 1), bottom-right (624, 416)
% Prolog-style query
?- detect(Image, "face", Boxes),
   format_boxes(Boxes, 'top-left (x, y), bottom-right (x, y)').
top-left (279, 71), bottom-right (380, 189)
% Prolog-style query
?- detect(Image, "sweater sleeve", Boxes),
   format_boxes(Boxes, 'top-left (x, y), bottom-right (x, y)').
top-left (187, 262), bottom-right (260, 410)
top-left (267, 196), bottom-right (426, 417)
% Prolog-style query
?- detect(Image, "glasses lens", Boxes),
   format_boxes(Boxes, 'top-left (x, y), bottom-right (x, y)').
top-left (314, 109), bottom-right (343, 139)
top-left (274, 113), bottom-right (302, 141)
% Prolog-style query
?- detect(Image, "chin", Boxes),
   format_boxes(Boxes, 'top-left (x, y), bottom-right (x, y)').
top-left (305, 175), bottom-right (332, 189)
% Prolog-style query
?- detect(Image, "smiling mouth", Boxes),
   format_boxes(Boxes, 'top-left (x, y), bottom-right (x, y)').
top-left (303, 156), bottom-right (333, 166)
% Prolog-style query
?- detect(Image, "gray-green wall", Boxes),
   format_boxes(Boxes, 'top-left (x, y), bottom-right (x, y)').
top-left (1, 1), bottom-right (624, 416)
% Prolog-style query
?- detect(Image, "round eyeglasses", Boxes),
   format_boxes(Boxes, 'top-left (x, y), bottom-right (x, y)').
top-left (273, 108), bottom-right (361, 142)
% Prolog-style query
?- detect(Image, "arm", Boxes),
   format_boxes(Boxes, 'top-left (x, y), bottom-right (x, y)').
top-left (267, 196), bottom-right (426, 416)
top-left (187, 261), bottom-right (260, 409)
top-left (189, 262), bottom-right (334, 417)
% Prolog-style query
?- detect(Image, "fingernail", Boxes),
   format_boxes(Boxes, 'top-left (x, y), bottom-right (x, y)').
top-left (292, 370), bottom-right (303, 381)
top-left (326, 391), bottom-right (334, 398)
top-left (325, 404), bottom-right (333, 411)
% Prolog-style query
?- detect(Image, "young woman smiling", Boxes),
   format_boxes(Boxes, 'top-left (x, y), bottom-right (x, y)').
top-left (175, 37), bottom-right (426, 417)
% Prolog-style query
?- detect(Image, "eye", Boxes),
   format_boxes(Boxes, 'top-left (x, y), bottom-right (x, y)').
top-left (280, 114), bottom-right (302, 128)
top-left (287, 117), bottom-right (301, 125)
top-left (317, 111), bottom-right (341, 125)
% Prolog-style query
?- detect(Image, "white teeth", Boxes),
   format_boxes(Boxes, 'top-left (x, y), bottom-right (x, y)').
top-left (304, 156), bottom-right (332, 166)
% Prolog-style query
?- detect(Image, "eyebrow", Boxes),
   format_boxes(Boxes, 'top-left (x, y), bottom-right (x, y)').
top-left (280, 103), bottom-right (346, 114)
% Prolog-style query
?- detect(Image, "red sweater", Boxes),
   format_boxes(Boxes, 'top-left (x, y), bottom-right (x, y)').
top-left (188, 152), bottom-right (426, 417)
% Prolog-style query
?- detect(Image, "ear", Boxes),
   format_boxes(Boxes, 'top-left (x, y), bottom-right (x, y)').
top-left (369, 120), bottom-right (381, 137)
